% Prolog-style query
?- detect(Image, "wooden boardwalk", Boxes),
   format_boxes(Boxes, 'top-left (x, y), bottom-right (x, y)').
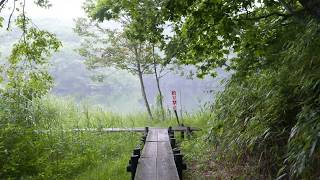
top-left (135, 128), bottom-right (180, 180)
top-left (73, 126), bottom-right (199, 132)
top-left (36, 126), bottom-right (200, 134)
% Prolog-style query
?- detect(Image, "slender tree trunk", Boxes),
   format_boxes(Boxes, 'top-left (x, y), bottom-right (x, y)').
top-left (137, 58), bottom-right (153, 120)
top-left (152, 45), bottom-right (165, 120)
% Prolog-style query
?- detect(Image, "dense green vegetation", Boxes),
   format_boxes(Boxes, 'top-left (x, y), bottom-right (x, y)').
top-left (84, 0), bottom-right (320, 178)
top-left (0, 1), bottom-right (211, 178)
top-left (1, 0), bottom-right (320, 179)
top-left (160, 0), bottom-right (320, 179)
top-left (0, 95), bottom-right (210, 179)
top-left (0, 1), bottom-right (139, 179)
top-left (0, 96), bottom-right (139, 179)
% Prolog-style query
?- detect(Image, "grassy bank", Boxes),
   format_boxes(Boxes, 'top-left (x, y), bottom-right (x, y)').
top-left (0, 96), bottom-right (211, 179)
top-left (1, 97), bottom-right (141, 179)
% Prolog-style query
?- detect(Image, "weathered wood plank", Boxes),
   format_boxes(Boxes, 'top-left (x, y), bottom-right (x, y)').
top-left (141, 142), bottom-right (157, 158)
top-left (157, 129), bottom-right (170, 142)
top-left (135, 128), bottom-right (179, 180)
top-left (146, 128), bottom-right (158, 142)
top-left (72, 128), bottom-right (146, 132)
top-left (134, 158), bottom-right (157, 180)
top-left (36, 126), bottom-right (200, 134)
top-left (156, 141), bottom-right (179, 180)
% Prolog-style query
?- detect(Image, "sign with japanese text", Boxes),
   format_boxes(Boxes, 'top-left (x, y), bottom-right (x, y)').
top-left (172, 90), bottom-right (177, 110)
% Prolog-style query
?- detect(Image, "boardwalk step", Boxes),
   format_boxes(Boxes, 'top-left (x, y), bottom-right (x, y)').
top-left (135, 128), bottom-right (181, 180)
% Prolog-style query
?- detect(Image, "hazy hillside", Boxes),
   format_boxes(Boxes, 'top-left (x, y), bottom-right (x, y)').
top-left (0, 17), bottom-right (230, 113)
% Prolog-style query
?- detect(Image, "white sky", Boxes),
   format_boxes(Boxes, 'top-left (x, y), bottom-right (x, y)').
top-left (26, 0), bottom-right (86, 20)
top-left (0, 0), bottom-right (121, 32)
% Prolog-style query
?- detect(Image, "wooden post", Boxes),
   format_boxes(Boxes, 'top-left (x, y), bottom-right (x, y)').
top-left (168, 126), bottom-right (175, 140)
top-left (181, 131), bottom-right (185, 139)
top-left (173, 148), bottom-right (180, 155)
top-left (127, 155), bottom-right (139, 180)
top-left (133, 147), bottom-right (141, 158)
top-left (168, 126), bottom-right (172, 134)
top-left (174, 153), bottom-right (187, 180)
top-left (169, 133), bottom-right (175, 139)
top-left (174, 109), bottom-right (180, 125)
top-left (186, 127), bottom-right (191, 139)
top-left (170, 138), bottom-right (176, 149)
top-left (141, 134), bottom-right (147, 144)
top-left (180, 124), bottom-right (185, 139)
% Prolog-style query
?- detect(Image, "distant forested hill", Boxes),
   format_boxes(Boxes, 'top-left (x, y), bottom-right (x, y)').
top-left (0, 17), bottom-right (230, 113)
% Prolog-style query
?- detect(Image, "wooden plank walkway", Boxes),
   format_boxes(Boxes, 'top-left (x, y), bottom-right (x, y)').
top-left (36, 126), bottom-right (200, 134)
top-left (73, 126), bottom-right (200, 132)
top-left (135, 128), bottom-right (179, 180)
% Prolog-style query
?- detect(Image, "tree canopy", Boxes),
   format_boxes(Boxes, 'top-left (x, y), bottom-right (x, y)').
top-left (161, 0), bottom-right (320, 77)
top-left (154, 0), bottom-right (320, 178)
top-left (78, 0), bottom-right (174, 120)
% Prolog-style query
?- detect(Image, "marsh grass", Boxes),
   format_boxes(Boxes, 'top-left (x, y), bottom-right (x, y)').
top-left (0, 95), bottom-right (211, 179)
top-left (0, 96), bottom-right (142, 179)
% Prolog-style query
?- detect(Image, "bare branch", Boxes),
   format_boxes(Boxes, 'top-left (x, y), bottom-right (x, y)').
top-left (159, 70), bottom-right (170, 79)
top-left (6, 0), bottom-right (15, 30)
top-left (0, 0), bottom-right (8, 12)
top-left (0, 0), bottom-right (6, 7)
top-left (22, 0), bottom-right (26, 43)
top-left (243, 12), bottom-right (290, 21)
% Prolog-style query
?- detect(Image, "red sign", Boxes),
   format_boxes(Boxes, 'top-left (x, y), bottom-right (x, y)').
top-left (172, 90), bottom-right (177, 110)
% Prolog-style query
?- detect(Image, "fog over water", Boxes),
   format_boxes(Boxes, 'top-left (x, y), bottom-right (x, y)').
top-left (0, 0), bottom-right (230, 113)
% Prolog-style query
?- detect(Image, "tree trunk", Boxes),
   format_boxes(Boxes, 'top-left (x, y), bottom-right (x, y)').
top-left (152, 45), bottom-right (165, 120)
top-left (137, 61), bottom-right (153, 120)
top-left (299, 0), bottom-right (320, 20)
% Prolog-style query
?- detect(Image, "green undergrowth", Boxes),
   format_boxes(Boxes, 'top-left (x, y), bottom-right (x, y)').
top-left (180, 108), bottom-right (270, 179)
top-left (39, 96), bottom-right (207, 129)
top-left (1, 128), bottom-right (138, 179)
top-left (0, 96), bottom-right (210, 179)
top-left (0, 96), bottom-right (139, 179)
top-left (0, 96), bottom-right (141, 179)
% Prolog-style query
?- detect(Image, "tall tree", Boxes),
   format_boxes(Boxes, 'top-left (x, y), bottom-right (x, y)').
top-left (151, 6), bottom-right (167, 121)
top-left (139, 0), bottom-right (167, 120)
top-left (151, 45), bottom-right (165, 120)
top-left (74, 18), bottom-right (154, 119)
top-left (83, 0), bottom-right (168, 120)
